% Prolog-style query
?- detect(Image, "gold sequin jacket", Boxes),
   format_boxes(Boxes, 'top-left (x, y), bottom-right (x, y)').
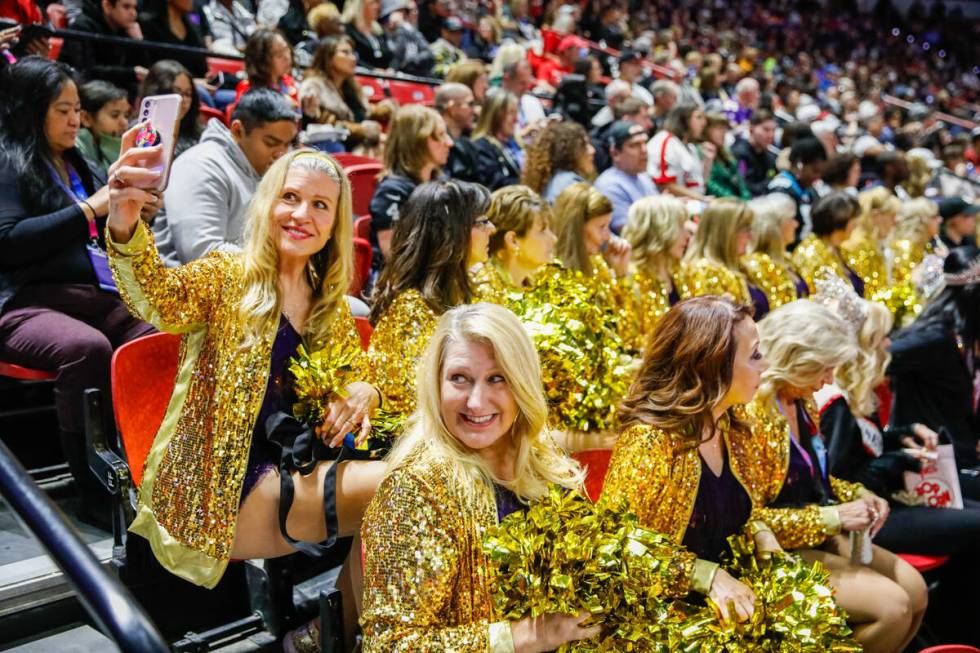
top-left (741, 252), bottom-right (801, 309)
top-left (677, 258), bottom-right (751, 305)
top-left (471, 258), bottom-right (517, 305)
top-left (791, 235), bottom-right (852, 295)
top-left (360, 452), bottom-right (510, 652)
top-left (599, 422), bottom-right (765, 592)
top-left (841, 233), bottom-right (889, 300)
top-left (631, 265), bottom-right (682, 339)
top-left (886, 238), bottom-right (934, 326)
top-left (744, 399), bottom-right (867, 550)
top-left (362, 289), bottom-right (439, 417)
top-left (590, 255), bottom-right (641, 351)
top-left (107, 222), bottom-right (363, 588)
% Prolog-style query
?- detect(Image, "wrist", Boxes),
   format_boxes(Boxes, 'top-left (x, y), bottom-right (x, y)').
top-left (691, 558), bottom-right (719, 595)
top-left (820, 505), bottom-right (842, 535)
top-left (508, 618), bottom-right (535, 653)
top-left (490, 621), bottom-right (516, 653)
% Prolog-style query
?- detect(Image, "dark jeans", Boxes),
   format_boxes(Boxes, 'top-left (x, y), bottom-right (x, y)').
top-left (0, 284), bottom-right (154, 433)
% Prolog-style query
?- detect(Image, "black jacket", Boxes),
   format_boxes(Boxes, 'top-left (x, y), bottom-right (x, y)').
top-left (368, 173), bottom-right (415, 270)
top-left (139, 12), bottom-right (209, 78)
top-left (59, 8), bottom-right (149, 95)
top-left (472, 136), bottom-right (521, 191)
top-left (345, 23), bottom-right (391, 70)
top-left (0, 151), bottom-right (105, 314)
top-left (888, 322), bottom-right (980, 469)
top-left (731, 137), bottom-right (777, 197)
top-left (446, 136), bottom-right (479, 183)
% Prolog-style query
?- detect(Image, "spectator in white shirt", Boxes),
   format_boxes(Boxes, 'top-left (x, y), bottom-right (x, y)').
top-left (648, 103), bottom-right (711, 201)
top-left (617, 48), bottom-right (654, 106)
top-left (590, 78), bottom-right (632, 129)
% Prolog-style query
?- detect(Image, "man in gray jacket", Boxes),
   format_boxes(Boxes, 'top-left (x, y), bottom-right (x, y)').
top-left (153, 89), bottom-right (298, 266)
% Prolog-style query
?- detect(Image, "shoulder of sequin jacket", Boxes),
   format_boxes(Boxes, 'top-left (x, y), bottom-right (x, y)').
top-left (631, 267), bottom-right (675, 338)
top-left (791, 235), bottom-right (848, 295)
top-left (589, 255), bottom-right (641, 351)
top-left (677, 257), bottom-right (750, 305)
top-left (360, 453), bottom-right (505, 653)
top-left (107, 222), bottom-right (363, 588)
top-left (741, 252), bottom-right (798, 309)
top-left (841, 234), bottom-right (888, 297)
top-left (363, 289), bottom-right (440, 417)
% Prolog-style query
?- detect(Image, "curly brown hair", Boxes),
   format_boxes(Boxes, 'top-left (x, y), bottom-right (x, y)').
top-left (521, 121), bottom-right (594, 194)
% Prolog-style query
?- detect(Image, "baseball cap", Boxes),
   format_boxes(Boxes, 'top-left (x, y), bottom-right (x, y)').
top-left (607, 120), bottom-right (647, 149)
top-left (939, 197), bottom-right (980, 221)
top-left (443, 16), bottom-right (464, 32)
top-left (619, 48), bottom-right (642, 65)
top-left (558, 35), bottom-right (588, 53)
top-left (380, 0), bottom-right (408, 19)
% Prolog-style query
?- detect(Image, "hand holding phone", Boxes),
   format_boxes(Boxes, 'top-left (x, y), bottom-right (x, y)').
top-left (135, 94), bottom-right (182, 191)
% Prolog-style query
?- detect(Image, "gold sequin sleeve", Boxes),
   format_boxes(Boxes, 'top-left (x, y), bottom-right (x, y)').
top-left (362, 290), bottom-right (439, 417)
top-left (791, 235), bottom-right (849, 295)
top-left (830, 476), bottom-right (867, 503)
top-left (677, 258), bottom-right (751, 305)
top-left (360, 463), bottom-right (498, 652)
top-left (471, 260), bottom-right (512, 305)
top-left (841, 236), bottom-right (889, 299)
top-left (107, 220), bottom-right (233, 332)
top-left (750, 504), bottom-right (839, 551)
top-left (741, 252), bottom-right (799, 309)
top-left (631, 268), bottom-right (676, 340)
top-left (590, 255), bottom-right (641, 351)
top-left (599, 424), bottom-right (698, 598)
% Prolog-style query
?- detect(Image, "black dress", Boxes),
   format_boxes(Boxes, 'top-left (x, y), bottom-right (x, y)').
top-left (681, 449), bottom-right (753, 564)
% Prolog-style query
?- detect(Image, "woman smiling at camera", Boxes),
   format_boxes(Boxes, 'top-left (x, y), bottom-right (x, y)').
top-left (360, 303), bottom-right (599, 652)
top-left (105, 135), bottom-right (385, 650)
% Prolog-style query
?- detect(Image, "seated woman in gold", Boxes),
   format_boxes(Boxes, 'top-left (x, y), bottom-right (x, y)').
top-left (365, 180), bottom-right (493, 417)
top-left (792, 191), bottom-right (864, 296)
top-left (743, 193), bottom-right (808, 308)
top-left (887, 197), bottom-right (944, 325)
top-left (471, 185), bottom-right (557, 300)
top-left (360, 303), bottom-right (601, 652)
top-left (601, 296), bottom-right (782, 625)
top-left (842, 186), bottom-right (901, 300)
top-left (106, 141), bottom-right (385, 649)
top-left (678, 198), bottom-right (766, 316)
top-left (749, 300), bottom-right (927, 653)
top-left (621, 195), bottom-right (690, 339)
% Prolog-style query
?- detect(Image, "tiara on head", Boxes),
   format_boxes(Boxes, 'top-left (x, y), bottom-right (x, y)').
top-left (943, 253), bottom-right (980, 288)
top-left (813, 274), bottom-right (867, 334)
top-left (912, 252), bottom-right (980, 300)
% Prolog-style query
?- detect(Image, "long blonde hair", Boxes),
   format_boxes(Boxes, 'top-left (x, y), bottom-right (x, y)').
top-left (748, 193), bottom-right (796, 264)
top-left (835, 301), bottom-right (893, 416)
top-left (756, 300), bottom-right (857, 407)
top-left (552, 182), bottom-right (612, 276)
top-left (851, 186), bottom-right (901, 243)
top-left (239, 150), bottom-right (353, 349)
top-left (384, 303), bottom-right (584, 499)
top-left (891, 197), bottom-right (939, 248)
top-left (472, 87), bottom-right (517, 140)
top-left (382, 104), bottom-right (442, 182)
top-left (340, 0), bottom-right (381, 34)
top-left (684, 197), bottom-right (752, 272)
top-left (622, 195), bottom-right (687, 275)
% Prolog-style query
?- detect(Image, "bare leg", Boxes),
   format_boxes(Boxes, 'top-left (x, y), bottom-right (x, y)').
top-left (799, 540), bottom-right (915, 653)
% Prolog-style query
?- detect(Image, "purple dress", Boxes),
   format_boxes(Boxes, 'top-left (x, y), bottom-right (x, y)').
top-left (241, 316), bottom-right (303, 501)
top-left (748, 283), bottom-right (771, 319)
top-left (681, 450), bottom-right (753, 563)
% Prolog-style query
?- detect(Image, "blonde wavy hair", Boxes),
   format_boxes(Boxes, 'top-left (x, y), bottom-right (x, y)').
top-left (684, 197), bottom-right (752, 272)
top-left (340, 0), bottom-right (381, 34)
top-left (552, 182), bottom-right (613, 276)
top-left (384, 303), bottom-right (585, 499)
top-left (239, 151), bottom-right (353, 349)
top-left (755, 300), bottom-right (857, 408)
top-left (748, 193), bottom-right (796, 264)
top-left (622, 195), bottom-right (688, 275)
top-left (851, 186), bottom-right (901, 242)
top-left (382, 104), bottom-right (443, 182)
top-left (892, 197), bottom-right (939, 247)
top-left (472, 87), bottom-right (518, 140)
top-left (486, 185), bottom-right (552, 257)
top-left (835, 301), bottom-right (893, 416)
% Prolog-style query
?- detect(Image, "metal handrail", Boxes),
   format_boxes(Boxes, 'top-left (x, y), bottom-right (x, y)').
top-left (0, 438), bottom-right (168, 653)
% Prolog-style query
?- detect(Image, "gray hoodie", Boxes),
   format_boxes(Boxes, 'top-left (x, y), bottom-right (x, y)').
top-left (153, 120), bottom-right (261, 267)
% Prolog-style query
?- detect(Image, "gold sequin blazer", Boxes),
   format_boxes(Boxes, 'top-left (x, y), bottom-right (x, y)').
top-left (886, 237), bottom-right (935, 326)
top-left (677, 258), bottom-right (751, 305)
top-left (791, 234), bottom-right (852, 295)
top-left (107, 222), bottom-right (363, 588)
top-left (631, 266), bottom-right (682, 340)
top-left (744, 399), bottom-right (867, 550)
top-left (741, 252), bottom-right (801, 309)
top-left (362, 289), bottom-right (439, 417)
top-left (360, 453), bottom-right (511, 652)
top-left (841, 233), bottom-right (889, 299)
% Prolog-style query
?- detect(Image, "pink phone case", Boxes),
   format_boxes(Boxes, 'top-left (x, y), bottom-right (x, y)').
top-left (136, 94), bottom-right (182, 192)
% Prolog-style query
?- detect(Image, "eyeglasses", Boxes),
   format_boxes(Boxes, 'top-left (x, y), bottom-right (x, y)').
top-left (474, 217), bottom-right (495, 230)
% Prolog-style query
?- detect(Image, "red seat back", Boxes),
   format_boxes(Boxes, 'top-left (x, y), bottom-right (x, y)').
top-left (354, 214), bottom-right (371, 241)
top-left (572, 449), bottom-right (612, 502)
top-left (198, 104), bottom-right (228, 127)
top-left (351, 237), bottom-right (372, 296)
top-left (354, 317), bottom-right (373, 351)
top-left (897, 553), bottom-right (949, 573)
top-left (0, 361), bottom-right (56, 381)
top-left (356, 76), bottom-right (388, 102)
top-left (334, 153), bottom-right (380, 168)
top-left (346, 163), bottom-right (382, 217)
top-left (387, 80), bottom-right (435, 106)
top-left (207, 57), bottom-right (245, 77)
top-left (111, 332), bottom-right (182, 488)
top-left (917, 647), bottom-right (980, 653)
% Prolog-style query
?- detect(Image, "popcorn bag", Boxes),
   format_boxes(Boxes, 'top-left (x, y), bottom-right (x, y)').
top-left (903, 443), bottom-right (964, 509)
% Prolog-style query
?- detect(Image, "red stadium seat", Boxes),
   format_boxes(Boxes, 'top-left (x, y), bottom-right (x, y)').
top-left (897, 553), bottom-right (949, 573)
top-left (47, 37), bottom-right (63, 60)
top-left (334, 153), bottom-right (381, 168)
top-left (0, 361), bottom-right (56, 381)
top-left (354, 214), bottom-right (371, 241)
top-left (207, 57), bottom-right (245, 77)
top-left (345, 162), bottom-right (382, 217)
top-left (918, 647), bottom-right (980, 653)
top-left (111, 332), bottom-right (181, 488)
top-left (357, 76), bottom-right (388, 102)
top-left (572, 449), bottom-right (612, 502)
top-left (198, 104), bottom-right (227, 127)
top-left (354, 316), bottom-right (372, 351)
top-left (387, 80), bottom-right (435, 106)
top-left (351, 237), bottom-right (372, 297)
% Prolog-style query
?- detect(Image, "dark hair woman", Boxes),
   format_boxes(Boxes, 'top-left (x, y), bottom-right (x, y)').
top-left (791, 191), bottom-right (864, 296)
top-left (138, 0), bottom-right (209, 78)
top-left (648, 103), bottom-right (710, 201)
top-left (139, 59), bottom-right (202, 159)
top-left (0, 57), bottom-right (155, 526)
top-left (521, 120), bottom-right (595, 204)
top-left (233, 28), bottom-right (298, 106)
top-left (365, 180), bottom-right (492, 417)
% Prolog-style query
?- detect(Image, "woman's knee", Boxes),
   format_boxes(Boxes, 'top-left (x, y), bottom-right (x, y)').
top-left (58, 326), bottom-right (113, 369)
top-left (869, 578), bottom-right (914, 629)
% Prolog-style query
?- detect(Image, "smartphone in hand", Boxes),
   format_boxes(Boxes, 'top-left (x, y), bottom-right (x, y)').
top-left (135, 94), bottom-right (183, 191)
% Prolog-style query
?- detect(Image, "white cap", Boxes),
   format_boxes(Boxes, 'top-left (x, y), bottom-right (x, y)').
top-left (857, 100), bottom-right (879, 123)
top-left (853, 134), bottom-right (882, 157)
top-left (796, 103), bottom-right (822, 123)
